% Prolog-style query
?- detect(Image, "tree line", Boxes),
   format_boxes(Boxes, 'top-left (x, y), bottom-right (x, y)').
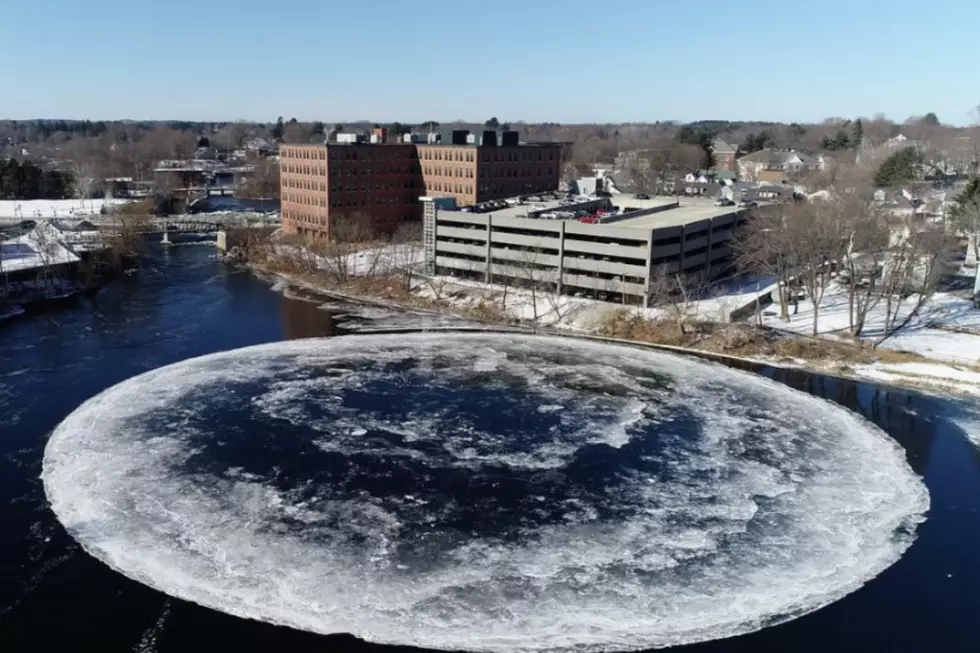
top-left (1, 110), bottom-right (976, 205)
top-left (0, 158), bottom-right (73, 200)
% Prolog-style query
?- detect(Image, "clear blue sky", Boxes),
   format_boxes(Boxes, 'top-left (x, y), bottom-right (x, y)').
top-left (2, 0), bottom-right (977, 125)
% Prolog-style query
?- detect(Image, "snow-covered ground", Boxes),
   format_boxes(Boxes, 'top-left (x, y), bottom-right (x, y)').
top-left (850, 362), bottom-right (980, 398)
top-left (760, 283), bottom-right (980, 365)
top-left (414, 273), bottom-right (781, 332)
top-left (415, 276), bottom-right (609, 329)
top-left (265, 241), bottom-right (418, 278)
top-left (0, 199), bottom-right (134, 220)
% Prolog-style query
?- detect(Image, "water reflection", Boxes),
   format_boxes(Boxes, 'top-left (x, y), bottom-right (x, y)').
top-left (281, 296), bottom-right (337, 340)
top-left (755, 367), bottom-right (938, 475)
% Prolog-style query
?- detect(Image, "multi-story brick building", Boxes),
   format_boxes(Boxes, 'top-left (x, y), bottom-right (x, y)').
top-left (280, 130), bottom-right (562, 238)
top-left (710, 139), bottom-right (738, 174)
top-left (280, 142), bottom-right (421, 238)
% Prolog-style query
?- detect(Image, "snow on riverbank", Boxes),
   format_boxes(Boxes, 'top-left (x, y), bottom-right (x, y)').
top-left (760, 282), bottom-right (980, 365)
top-left (256, 243), bottom-right (980, 400)
top-left (849, 362), bottom-right (980, 398)
top-left (0, 199), bottom-right (134, 219)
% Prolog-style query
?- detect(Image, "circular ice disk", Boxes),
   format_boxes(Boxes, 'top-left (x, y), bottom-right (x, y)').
top-left (42, 333), bottom-right (928, 652)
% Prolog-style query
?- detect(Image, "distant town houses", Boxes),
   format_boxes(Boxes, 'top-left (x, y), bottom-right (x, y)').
top-left (736, 148), bottom-right (823, 183)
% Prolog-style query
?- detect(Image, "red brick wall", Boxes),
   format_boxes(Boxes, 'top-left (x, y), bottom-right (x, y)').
top-left (280, 141), bottom-right (563, 238)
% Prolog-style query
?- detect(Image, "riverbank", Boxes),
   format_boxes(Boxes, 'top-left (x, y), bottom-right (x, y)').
top-left (243, 255), bottom-right (980, 401)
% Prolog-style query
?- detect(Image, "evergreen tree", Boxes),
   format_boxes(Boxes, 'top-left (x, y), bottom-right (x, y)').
top-left (951, 177), bottom-right (980, 213)
top-left (922, 112), bottom-right (940, 126)
top-left (821, 130), bottom-right (852, 151)
top-left (873, 147), bottom-right (922, 187)
top-left (389, 122), bottom-right (411, 136)
top-left (741, 131), bottom-right (773, 154)
top-left (676, 125), bottom-right (716, 168)
top-left (851, 119), bottom-right (863, 148)
top-left (271, 116), bottom-right (285, 140)
top-left (311, 121), bottom-right (325, 136)
top-left (0, 158), bottom-right (71, 199)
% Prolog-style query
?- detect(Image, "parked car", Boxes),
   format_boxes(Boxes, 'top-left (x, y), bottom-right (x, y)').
top-left (635, 193), bottom-right (651, 200)
top-left (738, 199), bottom-right (758, 208)
top-left (714, 198), bottom-right (735, 207)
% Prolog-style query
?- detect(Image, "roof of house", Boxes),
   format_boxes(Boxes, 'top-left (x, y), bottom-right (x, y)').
top-left (737, 148), bottom-right (819, 167)
top-left (0, 222), bottom-right (81, 273)
top-left (711, 139), bottom-right (737, 154)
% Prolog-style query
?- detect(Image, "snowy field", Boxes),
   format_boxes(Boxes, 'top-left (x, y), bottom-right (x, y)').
top-left (0, 199), bottom-right (134, 220)
top-left (760, 282), bottom-right (980, 365)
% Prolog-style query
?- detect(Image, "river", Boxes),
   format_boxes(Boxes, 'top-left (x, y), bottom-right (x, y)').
top-left (1, 244), bottom-right (979, 652)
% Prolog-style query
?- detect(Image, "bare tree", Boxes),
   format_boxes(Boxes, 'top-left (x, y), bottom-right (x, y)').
top-left (646, 266), bottom-right (710, 336)
top-left (620, 151), bottom-right (656, 195)
top-left (515, 248), bottom-right (543, 323)
top-left (782, 202), bottom-right (847, 336)
top-left (61, 139), bottom-right (108, 212)
top-left (70, 160), bottom-right (99, 211)
top-left (489, 256), bottom-right (510, 313)
top-left (874, 221), bottom-right (948, 347)
top-left (321, 213), bottom-right (377, 285)
top-left (734, 205), bottom-right (796, 321)
top-left (30, 222), bottom-right (63, 292)
top-left (240, 156), bottom-right (280, 200)
top-left (138, 126), bottom-right (196, 164)
top-left (622, 139), bottom-right (703, 195)
top-left (540, 265), bottom-right (576, 324)
top-left (837, 196), bottom-right (891, 335)
top-left (213, 122), bottom-right (248, 153)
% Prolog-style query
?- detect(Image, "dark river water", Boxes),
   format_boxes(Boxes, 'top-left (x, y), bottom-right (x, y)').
top-left (2, 245), bottom-right (980, 652)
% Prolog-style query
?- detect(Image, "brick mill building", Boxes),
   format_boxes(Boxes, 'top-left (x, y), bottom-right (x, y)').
top-left (279, 129), bottom-right (563, 238)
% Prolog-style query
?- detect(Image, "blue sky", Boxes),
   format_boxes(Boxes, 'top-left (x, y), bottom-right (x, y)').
top-left (2, 0), bottom-right (977, 125)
